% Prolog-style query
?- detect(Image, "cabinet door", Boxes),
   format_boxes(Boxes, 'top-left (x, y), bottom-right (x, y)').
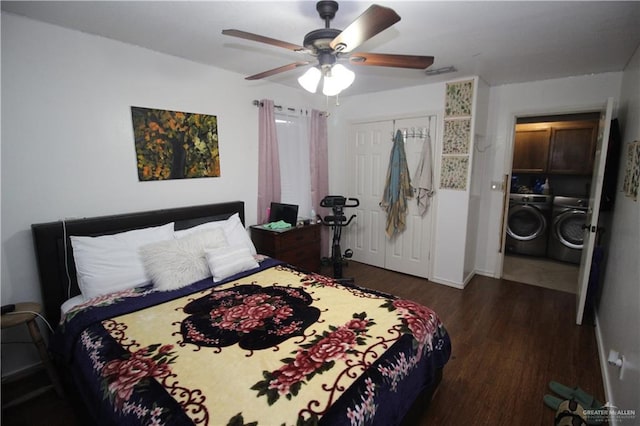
top-left (513, 124), bottom-right (551, 173)
top-left (548, 121), bottom-right (598, 175)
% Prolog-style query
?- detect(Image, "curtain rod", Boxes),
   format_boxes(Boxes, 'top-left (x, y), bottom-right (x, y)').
top-left (252, 100), bottom-right (292, 111)
top-left (252, 100), bottom-right (328, 116)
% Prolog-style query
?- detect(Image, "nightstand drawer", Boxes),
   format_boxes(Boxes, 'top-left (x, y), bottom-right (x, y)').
top-left (274, 225), bottom-right (320, 250)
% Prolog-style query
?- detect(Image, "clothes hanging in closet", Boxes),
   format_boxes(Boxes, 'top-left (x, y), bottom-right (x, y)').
top-left (381, 129), bottom-right (413, 238)
top-left (413, 129), bottom-right (434, 216)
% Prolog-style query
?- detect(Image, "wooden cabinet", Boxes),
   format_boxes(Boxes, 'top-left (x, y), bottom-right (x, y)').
top-left (548, 121), bottom-right (598, 175)
top-left (250, 224), bottom-right (321, 272)
top-left (513, 125), bottom-right (551, 173)
top-left (513, 120), bottom-right (598, 175)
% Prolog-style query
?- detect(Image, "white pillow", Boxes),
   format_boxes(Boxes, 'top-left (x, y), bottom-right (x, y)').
top-left (205, 245), bottom-right (259, 282)
top-left (174, 213), bottom-right (257, 255)
top-left (70, 223), bottom-right (174, 300)
top-left (140, 228), bottom-right (228, 291)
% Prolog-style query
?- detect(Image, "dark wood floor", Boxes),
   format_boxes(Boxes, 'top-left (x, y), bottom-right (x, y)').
top-left (1, 262), bottom-right (604, 425)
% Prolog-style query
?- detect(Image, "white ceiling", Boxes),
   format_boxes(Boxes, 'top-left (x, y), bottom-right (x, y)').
top-left (3, 1), bottom-right (639, 96)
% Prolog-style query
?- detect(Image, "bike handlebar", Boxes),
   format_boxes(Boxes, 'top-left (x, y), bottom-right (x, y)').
top-left (317, 214), bottom-right (356, 227)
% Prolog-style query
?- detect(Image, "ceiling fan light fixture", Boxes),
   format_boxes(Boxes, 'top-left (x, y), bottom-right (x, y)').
top-left (298, 67), bottom-right (322, 93)
top-left (322, 74), bottom-right (340, 96)
top-left (322, 64), bottom-right (355, 96)
top-left (332, 64), bottom-right (355, 89)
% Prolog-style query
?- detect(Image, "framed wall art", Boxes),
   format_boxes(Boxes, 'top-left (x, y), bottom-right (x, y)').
top-left (131, 106), bottom-right (220, 181)
top-left (442, 118), bottom-right (471, 154)
top-left (440, 156), bottom-right (469, 190)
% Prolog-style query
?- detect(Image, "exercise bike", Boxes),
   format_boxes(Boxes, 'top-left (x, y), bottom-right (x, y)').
top-left (317, 196), bottom-right (359, 283)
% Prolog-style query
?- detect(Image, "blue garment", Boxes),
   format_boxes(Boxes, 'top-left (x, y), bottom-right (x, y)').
top-left (381, 130), bottom-right (413, 238)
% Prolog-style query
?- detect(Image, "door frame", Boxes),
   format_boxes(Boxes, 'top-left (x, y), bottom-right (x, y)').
top-left (498, 103), bottom-right (613, 281)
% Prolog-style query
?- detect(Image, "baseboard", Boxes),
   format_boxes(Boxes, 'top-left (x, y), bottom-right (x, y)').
top-left (431, 269), bottom-right (485, 289)
top-left (430, 276), bottom-right (465, 289)
top-left (473, 268), bottom-right (495, 278)
top-left (594, 312), bottom-right (617, 425)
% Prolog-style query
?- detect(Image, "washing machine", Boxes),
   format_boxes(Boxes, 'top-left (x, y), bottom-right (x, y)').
top-left (505, 194), bottom-right (552, 257)
top-left (548, 196), bottom-right (588, 264)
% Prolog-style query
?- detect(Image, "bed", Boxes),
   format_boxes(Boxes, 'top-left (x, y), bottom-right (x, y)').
top-left (31, 201), bottom-right (451, 425)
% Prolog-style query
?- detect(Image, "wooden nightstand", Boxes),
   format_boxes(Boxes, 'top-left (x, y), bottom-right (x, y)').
top-left (251, 224), bottom-right (321, 272)
top-left (1, 302), bottom-right (64, 405)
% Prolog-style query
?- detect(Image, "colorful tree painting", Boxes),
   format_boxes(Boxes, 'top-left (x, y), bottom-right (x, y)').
top-left (131, 107), bottom-right (220, 181)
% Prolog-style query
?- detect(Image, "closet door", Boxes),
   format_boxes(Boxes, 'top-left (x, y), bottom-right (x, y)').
top-left (346, 121), bottom-right (388, 268)
top-left (384, 117), bottom-right (433, 278)
top-left (346, 117), bottom-right (434, 279)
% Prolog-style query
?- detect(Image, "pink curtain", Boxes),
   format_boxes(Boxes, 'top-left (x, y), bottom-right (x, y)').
top-left (257, 99), bottom-right (281, 224)
top-left (309, 109), bottom-right (330, 255)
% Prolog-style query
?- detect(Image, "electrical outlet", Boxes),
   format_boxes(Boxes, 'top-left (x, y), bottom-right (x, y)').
top-left (608, 349), bottom-right (625, 380)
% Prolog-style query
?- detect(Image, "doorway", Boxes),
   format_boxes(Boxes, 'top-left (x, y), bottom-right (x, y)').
top-left (502, 111), bottom-right (601, 294)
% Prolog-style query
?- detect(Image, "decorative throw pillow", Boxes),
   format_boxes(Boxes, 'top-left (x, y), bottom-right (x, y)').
top-left (205, 245), bottom-right (259, 282)
top-left (70, 222), bottom-right (175, 300)
top-left (174, 213), bottom-right (257, 255)
top-left (140, 228), bottom-right (228, 291)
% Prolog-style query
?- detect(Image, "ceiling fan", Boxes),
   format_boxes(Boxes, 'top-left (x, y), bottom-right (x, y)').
top-left (222, 1), bottom-right (434, 96)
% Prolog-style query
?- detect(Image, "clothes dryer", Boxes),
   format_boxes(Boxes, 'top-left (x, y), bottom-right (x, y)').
top-left (548, 196), bottom-right (588, 264)
top-left (505, 194), bottom-right (552, 257)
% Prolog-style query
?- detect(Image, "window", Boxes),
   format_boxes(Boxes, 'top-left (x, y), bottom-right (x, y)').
top-left (275, 111), bottom-right (312, 219)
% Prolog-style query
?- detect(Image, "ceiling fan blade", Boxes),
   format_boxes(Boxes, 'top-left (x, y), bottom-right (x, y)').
top-left (329, 5), bottom-right (400, 53)
top-left (222, 29), bottom-right (305, 52)
top-left (245, 62), bottom-right (310, 80)
top-left (349, 52), bottom-right (434, 69)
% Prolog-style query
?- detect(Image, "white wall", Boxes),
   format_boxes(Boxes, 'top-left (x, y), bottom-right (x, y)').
top-left (596, 44), bottom-right (640, 419)
top-left (0, 13), bottom-right (320, 375)
top-left (476, 72), bottom-right (624, 277)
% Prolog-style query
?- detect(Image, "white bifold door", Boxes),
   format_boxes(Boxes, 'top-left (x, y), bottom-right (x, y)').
top-left (345, 116), bottom-right (436, 279)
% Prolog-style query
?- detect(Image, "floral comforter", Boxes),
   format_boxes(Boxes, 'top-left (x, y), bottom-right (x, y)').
top-left (51, 258), bottom-right (451, 426)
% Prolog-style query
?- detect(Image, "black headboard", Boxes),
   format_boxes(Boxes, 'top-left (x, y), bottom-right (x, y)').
top-left (31, 201), bottom-right (245, 328)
